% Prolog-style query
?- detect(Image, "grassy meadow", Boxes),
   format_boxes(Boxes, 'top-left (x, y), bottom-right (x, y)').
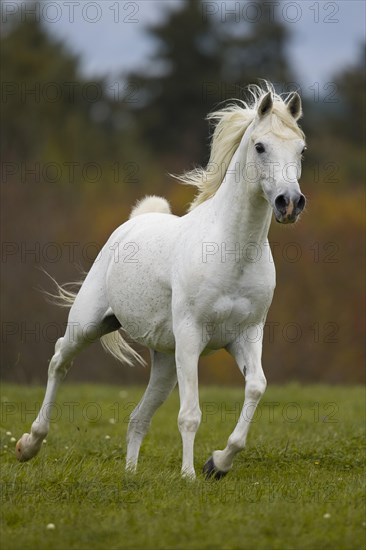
top-left (1, 384), bottom-right (365, 550)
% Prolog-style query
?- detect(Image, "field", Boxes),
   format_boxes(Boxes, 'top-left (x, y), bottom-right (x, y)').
top-left (1, 384), bottom-right (365, 550)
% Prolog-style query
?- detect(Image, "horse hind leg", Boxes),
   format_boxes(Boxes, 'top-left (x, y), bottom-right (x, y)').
top-left (16, 331), bottom-right (79, 461)
top-left (15, 309), bottom-right (121, 462)
top-left (126, 351), bottom-right (176, 472)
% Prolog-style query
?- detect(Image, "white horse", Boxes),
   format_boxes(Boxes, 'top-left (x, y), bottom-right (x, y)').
top-left (16, 83), bottom-right (306, 479)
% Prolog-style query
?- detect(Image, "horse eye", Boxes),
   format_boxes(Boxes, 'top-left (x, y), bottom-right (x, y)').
top-left (301, 146), bottom-right (307, 159)
top-left (255, 143), bottom-right (265, 154)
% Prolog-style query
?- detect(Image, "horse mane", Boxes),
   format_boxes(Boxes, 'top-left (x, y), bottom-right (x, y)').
top-left (176, 81), bottom-right (305, 211)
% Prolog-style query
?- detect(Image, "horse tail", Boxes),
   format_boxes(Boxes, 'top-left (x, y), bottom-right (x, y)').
top-left (100, 331), bottom-right (145, 367)
top-left (41, 270), bottom-right (84, 308)
top-left (41, 270), bottom-right (146, 367)
top-left (129, 195), bottom-right (171, 218)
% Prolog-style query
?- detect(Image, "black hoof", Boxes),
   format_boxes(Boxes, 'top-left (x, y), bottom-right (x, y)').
top-left (203, 456), bottom-right (228, 480)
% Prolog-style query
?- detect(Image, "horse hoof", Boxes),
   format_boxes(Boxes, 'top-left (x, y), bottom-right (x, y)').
top-left (15, 433), bottom-right (37, 462)
top-left (203, 456), bottom-right (229, 480)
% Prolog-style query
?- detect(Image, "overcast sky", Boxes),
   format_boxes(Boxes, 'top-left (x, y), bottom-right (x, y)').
top-left (6, 1), bottom-right (366, 91)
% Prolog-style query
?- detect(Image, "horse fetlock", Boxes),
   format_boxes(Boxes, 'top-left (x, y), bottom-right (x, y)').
top-left (181, 467), bottom-right (196, 480)
top-left (125, 459), bottom-right (138, 474)
top-left (214, 449), bottom-right (235, 469)
top-left (227, 435), bottom-right (246, 454)
top-left (31, 422), bottom-right (48, 441)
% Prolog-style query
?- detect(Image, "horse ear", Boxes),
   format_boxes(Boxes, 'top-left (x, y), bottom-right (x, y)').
top-left (287, 92), bottom-right (302, 120)
top-left (258, 92), bottom-right (273, 118)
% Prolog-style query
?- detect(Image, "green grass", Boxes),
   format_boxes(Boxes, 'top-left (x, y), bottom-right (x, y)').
top-left (1, 384), bottom-right (365, 550)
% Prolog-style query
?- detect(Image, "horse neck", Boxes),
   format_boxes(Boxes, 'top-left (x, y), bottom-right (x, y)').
top-left (210, 133), bottom-right (272, 245)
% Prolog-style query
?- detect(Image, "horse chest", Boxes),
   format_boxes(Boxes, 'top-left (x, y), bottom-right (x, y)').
top-left (199, 276), bottom-right (274, 350)
top-left (211, 283), bottom-right (271, 323)
top-left (203, 259), bottom-right (274, 315)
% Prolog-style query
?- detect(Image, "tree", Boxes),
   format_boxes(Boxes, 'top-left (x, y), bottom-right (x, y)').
top-left (0, 7), bottom-right (125, 169)
top-left (218, 0), bottom-right (292, 85)
top-left (126, 0), bottom-right (222, 163)
top-left (126, 0), bottom-right (294, 164)
top-left (333, 42), bottom-right (366, 143)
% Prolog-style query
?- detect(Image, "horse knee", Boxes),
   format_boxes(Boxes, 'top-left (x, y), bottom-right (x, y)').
top-left (245, 375), bottom-right (267, 401)
top-left (178, 408), bottom-right (201, 433)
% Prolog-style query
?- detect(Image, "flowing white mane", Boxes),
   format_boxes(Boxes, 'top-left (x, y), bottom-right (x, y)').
top-left (177, 82), bottom-right (305, 210)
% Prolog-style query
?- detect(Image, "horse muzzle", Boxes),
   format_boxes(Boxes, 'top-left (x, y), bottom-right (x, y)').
top-left (274, 192), bottom-right (306, 224)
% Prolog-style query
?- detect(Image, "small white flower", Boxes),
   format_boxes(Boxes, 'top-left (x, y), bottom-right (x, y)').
top-left (43, 440), bottom-right (47, 444)
top-left (323, 513), bottom-right (331, 519)
top-left (105, 435), bottom-right (111, 440)
top-left (254, 482), bottom-right (259, 485)
top-left (46, 523), bottom-right (56, 530)
top-left (109, 418), bottom-right (116, 425)
top-left (6, 431), bottom-right (11, 436)
top-left (65, 446), bottom-right (69, 450)
top-left (10, 437), bottom-right (16, 443)
top-left (3, 445), bottom-right (8, 449)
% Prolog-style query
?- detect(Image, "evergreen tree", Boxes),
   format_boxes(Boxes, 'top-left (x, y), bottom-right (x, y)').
top-left (218, 0), bottom-right (292, 86)
top-left (334, 42), bottom-right (366, 143)
top-left (127, 0), bottom-right (222, 163)
top-left (0, 8), bottom-right (121, 169)
top-left (126, 0), bottom-right (294, 163)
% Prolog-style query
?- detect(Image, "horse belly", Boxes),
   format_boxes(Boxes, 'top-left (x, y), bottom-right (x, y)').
top-left (106, 259), bottom-right (175, 353)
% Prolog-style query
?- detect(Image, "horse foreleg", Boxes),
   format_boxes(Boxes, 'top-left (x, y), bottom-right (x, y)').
top-left (174, 323), bottom-right (203, 479)
top-left (203, 333), bottom-right (266, 478)
top-left (126, 351), bottom-right (176, 472)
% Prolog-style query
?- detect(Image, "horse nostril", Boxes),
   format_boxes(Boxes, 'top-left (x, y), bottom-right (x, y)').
top-left (274, 194), bottom-right (288, 213)
top-left (295, 194), bottom-right (306, 213)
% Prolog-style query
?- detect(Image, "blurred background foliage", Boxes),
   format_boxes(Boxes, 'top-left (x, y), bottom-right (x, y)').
top-left (1, 1), bottom-right (365, 385)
